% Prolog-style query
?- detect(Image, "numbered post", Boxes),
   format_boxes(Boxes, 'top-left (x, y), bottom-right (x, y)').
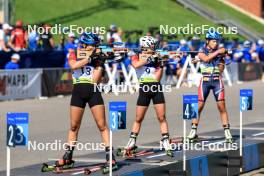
top-left (6, 112), bottom-right (29, 176)
top-left (109, 102), bottom-right (127, 176)
top-left (182, 95), bottom-right (198, 172)
top-left (239, 89), bottom-right (253, 172)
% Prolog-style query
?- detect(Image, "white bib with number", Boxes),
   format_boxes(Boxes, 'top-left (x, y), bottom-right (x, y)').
top-left (136, 66), bottom-right (158, 83)
top-left (72, 65), bottom-right (94, 84)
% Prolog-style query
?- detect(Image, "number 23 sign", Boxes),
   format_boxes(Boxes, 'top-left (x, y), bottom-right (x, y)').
top-left (6, 113), bottom-right (29, 147)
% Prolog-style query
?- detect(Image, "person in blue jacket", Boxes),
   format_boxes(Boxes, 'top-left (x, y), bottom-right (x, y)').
top-left (5, 53), bottom-right (20, 70)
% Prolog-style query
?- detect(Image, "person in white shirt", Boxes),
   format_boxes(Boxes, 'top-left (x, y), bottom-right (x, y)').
top-left (0, 23), bottom-right (13, 52)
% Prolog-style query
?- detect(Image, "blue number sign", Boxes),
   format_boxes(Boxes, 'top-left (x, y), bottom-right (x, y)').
top-left (109, 102), bottom-right (126, 131)
top-left (183, 95), bottom-right (198, 120)
top-left (6, 113), bottom-right (29, 147)
top-left (240, 89), bottom-right (253, 111)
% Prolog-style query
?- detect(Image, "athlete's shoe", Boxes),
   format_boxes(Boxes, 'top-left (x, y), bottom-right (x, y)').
top-left (55, 147), bottom-right (74, 167)
top-left (186, 126), bottom-right (198, 143)
top-left (161, 133), bottom-right (174, 157)
top-left (224, 128), bottom-right (233, 143)
top-left (223, 124), bottom-right (233, 143)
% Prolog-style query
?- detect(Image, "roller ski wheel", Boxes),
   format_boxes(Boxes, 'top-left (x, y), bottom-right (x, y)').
top-left (84, 168), bottom-right (92, 175)
top-left (41, 163), bottom-right (54, 172)
top-left (117, 146), bottom-right (138, 157)
top-left (101, 161), bottom-right (119, 174)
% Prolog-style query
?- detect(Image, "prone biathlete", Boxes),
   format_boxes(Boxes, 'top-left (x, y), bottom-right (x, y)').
top-left (187, 30), bottom-right (233, 143)
top-left (123, 36), bottom-right (173, 157)
top-left (56, 32), bottom-right (117, 172)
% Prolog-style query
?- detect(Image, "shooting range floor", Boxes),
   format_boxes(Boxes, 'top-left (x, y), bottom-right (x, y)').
top-left (0, 81), bottom-right (264, 175)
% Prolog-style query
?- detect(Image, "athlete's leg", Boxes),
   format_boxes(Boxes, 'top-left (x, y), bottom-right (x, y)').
top-left (213, 78), bottom-right (229, 125)
top-left (154, 103), bottom-right (173, 156)
top-left (213, 78), bottom-right (233, 142)
top-left (68, 106), bottom-right (85, 145)
top-left (216, 100), bottom-right (229, 125)
top-left (59, 106), bottom-right (84, 166)
top-left (154, 103), bottom-right (168, 133)
top-left (187, 78), bottom-right (209, 141)
top-left (90, 105), bottom-right (109, 146)
top-left (192, 101), bottom-right (205, 125)
top-left (131, 106), bottom-right (149, 134)
top-left (191, 78), bottom-right (209, 126)
top-left (125, 85), bottom-right (150, 150)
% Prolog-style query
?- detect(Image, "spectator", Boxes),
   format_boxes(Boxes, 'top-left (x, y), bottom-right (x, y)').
top-left (165, 54), bottom-right (177, 85)
top-left (106, 24), bottom-right (123, 45)
top-left (64, 32), bottom-right (77, 68)
top-left (178, 39), bottom-right (190, 66)
top-left (241, 40), bottom-right (253, 63)
top-left (232, 51), bottom-right (243, 63)
top-left (5, 53), bottom-right (20, 70)
top-left (256, 39), bottom-right (264, 62)
top-left (0, 23), bottom-right (13, 52)
top-left (10, 20), bottom-right (28, 51)
top-left (257, 40), bottom-right (264, 82)
top-left (161, 40), bottom-right (169, 50)
top-left (39, 24), bottom-right (54, 51)
top-left (28, 28), bottom-right (39, 51)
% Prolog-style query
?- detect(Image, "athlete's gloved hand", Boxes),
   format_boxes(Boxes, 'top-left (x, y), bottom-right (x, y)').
top-left (146, 56), bottom-right (155, 64)
top-left (226, 49), bottom-right (233, 55)
top-left (218, 48), bottom-right (226, 55)
top-left (147, 53), bottom-right (160, 64)
top-left (90, 51), bottom-right (107, 67)
top-left (113, 51), bottom-right (124, 63)
top-left (192, 56), bottom-right (200, 64)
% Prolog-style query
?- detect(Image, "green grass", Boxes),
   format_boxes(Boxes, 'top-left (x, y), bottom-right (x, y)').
top-left (13, 0), bottom-right (259, 42)
top-left (197, 0), bottom-right (264, 35)
top-left (14, 0), bottom-right (216, 33)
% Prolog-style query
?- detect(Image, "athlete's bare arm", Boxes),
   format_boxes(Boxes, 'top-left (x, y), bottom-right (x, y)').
top-left (198, 48), bottom-right (226, 62)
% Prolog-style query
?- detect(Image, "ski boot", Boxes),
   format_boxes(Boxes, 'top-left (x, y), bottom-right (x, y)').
top-left (186, 123), bottom-right (198, 143)
top-left (117, 132), bottom-right (138, 157)
top-left (102, 147), bottom-right (119, 174)
top-left (161, 133), bottom-right (174, 157)
top-left (55, 146), bottom-right (75, 170)
top-left (224, 124), bottom-right (233, 144)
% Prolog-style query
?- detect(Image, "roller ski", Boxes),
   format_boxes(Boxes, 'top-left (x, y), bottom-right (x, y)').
top-left (116, 145), bottom-right (138, 157)
top-left (41, 145), bottom-right (75, 172)
top-left (41, 149), bottom-right (75, 173)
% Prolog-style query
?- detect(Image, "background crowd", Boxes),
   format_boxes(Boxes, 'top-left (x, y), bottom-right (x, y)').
top-left (1, 21), bottom-right (264, 72)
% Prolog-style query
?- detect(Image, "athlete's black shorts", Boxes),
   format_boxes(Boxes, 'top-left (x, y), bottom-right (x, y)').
top-left (70, 83), bottom-right (104, 108)
top-left (137, 82), bottom-right (165, 106)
